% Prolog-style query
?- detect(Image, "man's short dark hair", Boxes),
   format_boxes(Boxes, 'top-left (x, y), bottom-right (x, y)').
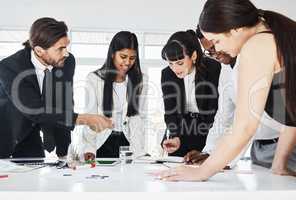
top-left (196, 25), bottom-right (205, 39)
top-left (23, 17), bottom-right (68, 49)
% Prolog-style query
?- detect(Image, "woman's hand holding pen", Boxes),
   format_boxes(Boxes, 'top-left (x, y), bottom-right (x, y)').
top-left (162, 137), bottom-right (181, 154)
top-left (184, 150), bottom-right (210, 165)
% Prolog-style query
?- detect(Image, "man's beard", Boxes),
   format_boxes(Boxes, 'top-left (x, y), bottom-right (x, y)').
top-left (44, 57), bottom-right (66, 67)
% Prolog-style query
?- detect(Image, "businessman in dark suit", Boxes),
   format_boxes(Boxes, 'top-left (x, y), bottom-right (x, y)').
top-left (0, 17), bottom-right (112, 158)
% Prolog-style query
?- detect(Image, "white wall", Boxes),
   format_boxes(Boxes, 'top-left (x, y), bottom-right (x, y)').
top-left (1, 0), bottom-right (295, 32)
top-left (0, 0), bottom-right (204, 32)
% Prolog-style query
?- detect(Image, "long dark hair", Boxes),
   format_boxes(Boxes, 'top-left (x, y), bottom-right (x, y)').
top-left (199, 0), bottom-right (296, 120)
top-left (96, 31), bottom-right (143, 117)
top-left (161, 30), bottom-right (205, 76)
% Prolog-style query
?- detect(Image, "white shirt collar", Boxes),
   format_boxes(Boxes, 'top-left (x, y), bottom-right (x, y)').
top-left (113, 77), bottom-right (128, 86)
top-left (184, 66), bottom-right (196, 82)
top-left (31, 50), bottom-right (53, 72)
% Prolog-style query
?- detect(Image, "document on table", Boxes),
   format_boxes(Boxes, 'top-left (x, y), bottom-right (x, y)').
top-left (135, 156), bottom-right (184, 163)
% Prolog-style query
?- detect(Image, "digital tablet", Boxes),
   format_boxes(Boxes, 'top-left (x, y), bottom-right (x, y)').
top-left (10, 159), bottom-right (45, 164)
top-left (10, 159), bottom-right (61, 166)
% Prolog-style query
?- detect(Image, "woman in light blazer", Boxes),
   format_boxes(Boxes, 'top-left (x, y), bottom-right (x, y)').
top-left (69, 31), bottom-right (147, 161)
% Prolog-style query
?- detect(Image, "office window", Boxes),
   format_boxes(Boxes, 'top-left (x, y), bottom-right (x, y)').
top-left (143, 33), bottom-right (169, 60)
top-left (0, 30), bottom-right (28, 42)
top-left (145, 67), bottom-right (166, 155)
top-left (71, 44), bottom-right (109, 58)
top-left (0, 42), bottom-right (23, 57)
top-left (0, 30), bottom-right (28, 58)
top-left (71, 31), bottom-right (115, 44)
top-left (70, 31), bottom-right (115, 59)
top-left (73, 64), bottom-right (101, 113)
top-left (144, 46), bottom-right (163, 60)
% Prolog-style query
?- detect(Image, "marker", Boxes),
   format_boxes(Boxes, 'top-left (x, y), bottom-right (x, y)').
top-left (85, 159), bottom-right (96, 168)
top-left (63, 174), bottom-right (72, 176)
top-left (0, 175), bottom-right (8, 179)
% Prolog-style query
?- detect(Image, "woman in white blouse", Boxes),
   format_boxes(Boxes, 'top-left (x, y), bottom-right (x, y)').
top-left (69, 31), bottom-right (146, 161)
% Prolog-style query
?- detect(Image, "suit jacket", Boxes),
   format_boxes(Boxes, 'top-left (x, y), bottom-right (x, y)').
top-left (161, 57), bottom-right (221, 155)
top-left (0, 47), bottom-right (77, 158)
top-left (69, 71), bottom-right (147, 160)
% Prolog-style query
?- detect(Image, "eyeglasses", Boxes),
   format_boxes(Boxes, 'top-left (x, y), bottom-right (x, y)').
top-left (203, 45), bottom-right (217, 58)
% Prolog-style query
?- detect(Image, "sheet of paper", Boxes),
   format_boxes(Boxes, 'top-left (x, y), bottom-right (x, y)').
top-left (156, 156), bottom-right (184, 163)
top-left (136, 156), bottom-right (184, 163)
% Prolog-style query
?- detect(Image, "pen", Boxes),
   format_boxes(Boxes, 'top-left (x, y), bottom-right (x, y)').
top-left (0, 175), bottom-right (8, 179)
top-left (165, 128), bottom-right (170, 140)
top-left (163, 128), bottom-right (172, 157)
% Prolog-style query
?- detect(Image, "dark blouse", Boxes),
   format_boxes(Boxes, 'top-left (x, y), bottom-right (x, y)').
top-left (265, 70), bottom-right (295, 126)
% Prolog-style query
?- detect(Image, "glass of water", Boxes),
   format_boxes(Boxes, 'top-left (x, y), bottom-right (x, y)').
top-left (119, 146), bottom-right (133, 164)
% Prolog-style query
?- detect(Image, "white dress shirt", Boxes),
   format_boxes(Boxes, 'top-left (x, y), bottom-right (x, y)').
top-left (184, 67), bottom-right (199, 113)
top-left (112, 79), bottom-right (127, 132)
top-left (31, 51), bottom-right (53, 93)
top-left (203, 58), bottom-right (283, 166)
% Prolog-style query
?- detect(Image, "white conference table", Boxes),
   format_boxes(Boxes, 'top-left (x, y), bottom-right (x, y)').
top-left (0, 158), bottom-right (295, 199)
